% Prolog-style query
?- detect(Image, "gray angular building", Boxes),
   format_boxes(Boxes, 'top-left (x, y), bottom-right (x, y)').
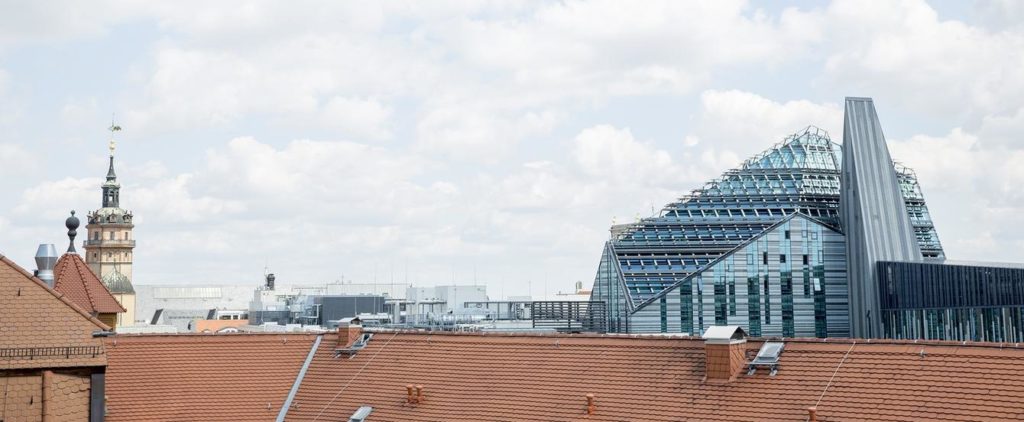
top-left (591, 96), bottom-right (1024, 341)
top-left (840, 97), bottom-right (924, 338)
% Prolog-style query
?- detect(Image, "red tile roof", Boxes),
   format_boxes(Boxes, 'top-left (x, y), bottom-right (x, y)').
top-left (103, 333), bottom-right (319, 422)
top-left (0, 254), bottom-right (109, 370)
top-left (285, 331), bottom-right (1024, 421)
top-left (53, 253), bottom-right (126, 315)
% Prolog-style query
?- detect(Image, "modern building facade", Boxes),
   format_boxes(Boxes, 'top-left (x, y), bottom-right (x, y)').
top-left (83, 131), bottom-right (137, 326)
top-left (878, 260), bottom-right (1024, 342)
top-left (840, 97), bottom-right (924, 338)
top-left (591, 98), bottom-right (947, 338)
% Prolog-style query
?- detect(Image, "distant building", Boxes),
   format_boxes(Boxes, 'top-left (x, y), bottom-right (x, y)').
top-left (324, 280), bottom-right (407, 298)
top-left (406, 285), bottom-right (488, 314)
top-left (83, 131), bottom-right (137, 327)
top-left (296, 295), bottom-right (387, 327)
top-left (591, 97), bottom-right (1024, 342)
top-left (135, 284), bottom-right (255, 327)
top-left (193, 318), bottom-right (250, 333)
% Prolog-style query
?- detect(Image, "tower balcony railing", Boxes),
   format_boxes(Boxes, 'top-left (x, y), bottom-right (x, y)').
top-left (83, 239), bottom-right (136, 247)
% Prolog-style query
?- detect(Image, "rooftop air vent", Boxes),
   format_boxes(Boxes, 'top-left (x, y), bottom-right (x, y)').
top-left (747, 341), bottom-right (785, 376)
top-left (34, 244), bottom-right (58, 288)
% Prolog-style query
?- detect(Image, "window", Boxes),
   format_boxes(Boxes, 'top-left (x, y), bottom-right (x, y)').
top-left (763, 252), bottom-right (768, 265)
top-left (109, 231), bottom-right (114, 240)
top-left (660, 296), bottom-right (668, 333)
top-left (93, 232), bottom-right (99, 240)
top-left (803, 254), bottom-right (809, 265)
top-left (780, 254), bottom-right (787, 264)
top-left (784, 230), bottom-right (790, 240)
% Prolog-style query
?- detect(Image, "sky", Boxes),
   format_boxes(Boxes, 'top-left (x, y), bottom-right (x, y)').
top-left (1, 0), bottom-right (1023, 299)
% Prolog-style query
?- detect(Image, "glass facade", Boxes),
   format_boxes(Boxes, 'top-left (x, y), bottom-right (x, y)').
top-left (628, 216), bottom-right (849, 337)
top-left (590, 127), bottom-right (939, 336)
top-left (879, 261), bottom-right (1024, 342)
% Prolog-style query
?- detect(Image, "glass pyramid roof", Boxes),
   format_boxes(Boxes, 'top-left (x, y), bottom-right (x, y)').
top-left (609, 126), bottom-right (942, 304)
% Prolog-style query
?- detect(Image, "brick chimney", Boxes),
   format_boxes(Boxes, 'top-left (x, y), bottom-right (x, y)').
top-left (337, 317), bottom-right (363, 348)
top-left (701, 325), bottom-right (748, 384)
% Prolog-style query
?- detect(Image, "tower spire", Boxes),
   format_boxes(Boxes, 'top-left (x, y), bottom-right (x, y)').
top-left (107, 118), bottom-right (121, 182)
top-left (102, 120), bottom-right (123, 208)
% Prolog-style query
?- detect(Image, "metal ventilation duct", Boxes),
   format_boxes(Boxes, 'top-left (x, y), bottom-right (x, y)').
top-left (35, 243), bottom-right (58, 288)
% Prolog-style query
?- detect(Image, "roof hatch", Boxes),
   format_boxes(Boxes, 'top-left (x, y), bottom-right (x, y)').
top-left (747, 341), bottom-right (785, 376)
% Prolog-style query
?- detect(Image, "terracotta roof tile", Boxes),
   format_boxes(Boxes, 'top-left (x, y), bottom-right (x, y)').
top-left (285, 331), bottom-right (1024, 421)
top-left (103, 333), bottom-right (319, 422)
top-left (0, 254), bottom-right (108, 370)
top-left (53, 253), bottom-right (126, 315)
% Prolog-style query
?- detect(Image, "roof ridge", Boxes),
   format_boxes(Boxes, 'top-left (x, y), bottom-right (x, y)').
top-left (108, 332), bottom-right (320, 341)
top-left (73, 254), bottom-right (101, 311)
top-left (341, 330), bottom-right (1024, 351)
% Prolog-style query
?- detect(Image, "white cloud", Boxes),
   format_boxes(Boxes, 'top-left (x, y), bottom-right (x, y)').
top-left (572, 125), bottom-right (679, 184)
top-left (696, 90), bottom-right (843, 147)
top-left (820, 0), bottom-right (1024, 118)
top-left (416, 106), bottom-right (558, 160)
top-left (60, 97), bottom-right (100, 127)
top-left (0, 1), bottom-right (145, 46)
top-left (972, 0), bottom-right (1024, 31)
top-left (888, 122), bottom-right (1024, 262)
top-left (0, 143), bottom-right (33, 177)
top-left (319, 96), bottom-right (393, 141)
top-left (5, 1), bottom-right (1024, 293)
top-left (111, 1), bottom-right (824, 159)
top-left (14, 177), bottom-right (96, 219)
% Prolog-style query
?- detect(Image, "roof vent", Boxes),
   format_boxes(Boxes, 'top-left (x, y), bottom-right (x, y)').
top-left (348, 406), bottom-right (373, 422)
top-left (34, 244), bottom-right (58, 288)
top-left (747, 341), bottom-right (785, 376)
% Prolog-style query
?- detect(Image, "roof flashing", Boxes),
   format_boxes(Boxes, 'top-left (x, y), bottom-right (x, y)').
top-left (702, 325), bottom-right (747, 344)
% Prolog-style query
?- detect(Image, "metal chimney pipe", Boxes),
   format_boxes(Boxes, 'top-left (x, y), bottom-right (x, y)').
top-left (415, 385), bottom-right (424, 403)
top-left (808, 406), bottom-right (818, 422)
top-left (406, 385), bottom-right (415, 404)
top-left (586, 394), bottom-right (596, 415)
top-left (35, 244), bottom-right (58, 288)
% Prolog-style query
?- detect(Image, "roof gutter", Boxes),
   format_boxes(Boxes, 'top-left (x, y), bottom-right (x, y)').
top-left (277, 334), bottom-right (323, 422)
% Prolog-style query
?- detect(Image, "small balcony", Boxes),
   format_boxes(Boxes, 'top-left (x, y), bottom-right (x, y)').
top-left (83, 239), bottom-right (136, 247)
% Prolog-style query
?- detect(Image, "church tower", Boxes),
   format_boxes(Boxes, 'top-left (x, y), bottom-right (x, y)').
top-left (83, 123), bottom-right (137, 326)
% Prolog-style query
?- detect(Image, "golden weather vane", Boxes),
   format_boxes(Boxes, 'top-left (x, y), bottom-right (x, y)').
top-left (108, 114), bottom-right (122, 156)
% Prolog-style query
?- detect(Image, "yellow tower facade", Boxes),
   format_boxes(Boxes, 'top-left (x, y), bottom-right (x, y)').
top-left (83, 128), bottom-right (137, 326)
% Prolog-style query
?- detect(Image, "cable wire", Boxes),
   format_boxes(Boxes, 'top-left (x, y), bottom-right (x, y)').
top-left (811, 340), bottom-right (857, 418)
top-left (312, 332), bottom-right (399, 421)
